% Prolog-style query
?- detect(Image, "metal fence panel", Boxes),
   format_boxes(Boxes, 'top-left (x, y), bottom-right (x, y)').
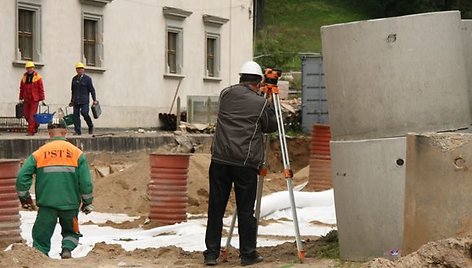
top-left (186, 96), bottom-right (219, 124)
top-left (301, 54), bottom-right (328, 133)
top-left (0, 117), bottom-right (28, 132)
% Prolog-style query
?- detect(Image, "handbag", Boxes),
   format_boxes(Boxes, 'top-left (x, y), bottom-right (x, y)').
top-left (15, 102), bottom-right (24, 118)
top-left (91, 101), bottom-right (101, 119)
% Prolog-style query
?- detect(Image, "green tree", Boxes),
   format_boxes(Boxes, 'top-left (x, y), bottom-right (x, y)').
top-left (254, 27), bottom-right (297, 70)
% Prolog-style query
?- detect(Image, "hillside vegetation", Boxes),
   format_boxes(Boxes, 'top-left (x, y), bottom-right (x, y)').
top-left (255, 0), bottom-right (472, 71)
top-left (254, 0), bottom-right (370, 71)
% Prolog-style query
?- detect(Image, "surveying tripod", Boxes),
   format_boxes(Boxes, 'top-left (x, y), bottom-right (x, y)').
top-left (221, 69), bottom-right (305, 262)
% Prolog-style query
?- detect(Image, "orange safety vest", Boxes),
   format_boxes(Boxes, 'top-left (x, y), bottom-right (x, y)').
top-left (33, 140), bottom-right (82, 168)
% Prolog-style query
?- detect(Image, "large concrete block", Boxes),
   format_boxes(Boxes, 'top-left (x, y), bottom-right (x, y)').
top-left (321, 11), bottom-right (470, 140)
top-left (331, 137), bottom-right (406, 261)
top-left (461, 20), bottom-right (472, 119)
top-left (403, 133), bottom-right (472, 255)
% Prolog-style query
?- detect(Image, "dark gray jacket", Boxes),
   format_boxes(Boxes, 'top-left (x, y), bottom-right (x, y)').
top-left (71, 74), bottom-right (96, 105)
top-left (211, 84), bottom-right (277, 169)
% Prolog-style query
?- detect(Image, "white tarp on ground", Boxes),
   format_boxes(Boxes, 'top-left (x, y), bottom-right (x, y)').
top-left (12, 189), bottom-right (336, 259)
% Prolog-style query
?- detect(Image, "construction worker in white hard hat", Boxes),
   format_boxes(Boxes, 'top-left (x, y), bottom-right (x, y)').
top-left (69, 62), bottom-right (98, 135)
top-left (19, 61), bottom-right (46, 136)
top-left (203, 61), bottom-right (277, 266)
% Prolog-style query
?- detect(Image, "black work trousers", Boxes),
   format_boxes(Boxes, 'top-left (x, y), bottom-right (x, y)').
top-left (73, 103), bottom-right (93, 135)
top-left (204, 161), bottom-right (258, 259)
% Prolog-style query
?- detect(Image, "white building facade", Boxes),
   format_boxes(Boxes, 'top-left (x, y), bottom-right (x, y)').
top-left (0, 0), bottom-right (255, 128)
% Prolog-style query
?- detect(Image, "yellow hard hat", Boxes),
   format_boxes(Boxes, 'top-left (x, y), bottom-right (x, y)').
top-left (75, 62), bottom-right (85, 69)
top-left (25, 61), bottom-right (35, 68)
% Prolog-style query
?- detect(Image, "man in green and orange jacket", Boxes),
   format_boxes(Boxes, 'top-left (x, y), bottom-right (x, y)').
top-left (16, 118), bottom-right (93, 258)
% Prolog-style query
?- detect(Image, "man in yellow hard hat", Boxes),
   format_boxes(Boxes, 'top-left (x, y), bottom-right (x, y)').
top-left (69, 62), bottom-right (98, 135)
top-left (19, 61), bottom-right (46, 136)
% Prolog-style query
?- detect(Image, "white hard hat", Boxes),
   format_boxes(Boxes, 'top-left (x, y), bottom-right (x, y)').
top-left (239, 61), bottom-right (263, 78)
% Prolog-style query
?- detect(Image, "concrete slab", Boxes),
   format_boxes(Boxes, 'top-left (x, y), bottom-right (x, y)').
top-left (0, 130), bottom-right (213, 159)
top-left (403, 133), bottom-right (472, 254)
top-left (321, 11), bottom-right (470, 140)
top-left (95, 166), bottom-right (111, 177)
top-left (331, 137), bottom-right (406, 261)
top-left (461, 20), bottom-right (472, 119)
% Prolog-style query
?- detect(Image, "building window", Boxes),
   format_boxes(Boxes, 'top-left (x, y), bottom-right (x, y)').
top-left (167, 32), bottom-right (177, 73)
top-left (166, 28), bottom-right (182, 74)
top-left (18, 9), bottom-right (34, 60)
top-left (15, 1), bottom-right (42, 64)
top-left (84, 19), bottom-right (97, 66)
top-left (206, 34), bottom-right (220, 77)
top-left (81, 13), bottom-right (103, 68)
top-left (163, 7), bottom-right (192, 77)
top-left (202, 15), bottom-right (228, 80)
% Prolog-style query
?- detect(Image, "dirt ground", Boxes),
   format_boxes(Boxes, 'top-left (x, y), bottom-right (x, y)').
top-left (86, 137), bottom-right (311, 216)
top-left (3, 135), bottom-right (472, 267)
top-left (2, 137), bottom-right (354, 267)
top-left (363, 236), bottom-right (472, 268)
top-left (1, 240), bottom-right (356, 268)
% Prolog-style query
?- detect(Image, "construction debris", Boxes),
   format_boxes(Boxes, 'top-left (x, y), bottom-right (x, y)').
top-left (172, 98), bottom-right (301, 134)
top-left (178, 122), bottom-right (215, 134)
top-left (280, 97), bottom-right (302, 131)
top-left (95, 166), bottom-right (111, 177)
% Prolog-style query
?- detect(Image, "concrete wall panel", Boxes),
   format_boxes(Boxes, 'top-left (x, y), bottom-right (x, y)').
top-left (0, 134), bottom-right (212, 159)
top-left (462, 20), bottom-right (472, 119)
top-left (321, 11), bottom-right (470, 140)
top-left (331, 137), bottom-right (406, 260)
top-left (403, 133), bottom-right (472, 254)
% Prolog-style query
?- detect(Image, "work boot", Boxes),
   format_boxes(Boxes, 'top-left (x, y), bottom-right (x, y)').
top-left (204, 256), bottom-right (217, 266)
top-left (60, 248), bottom-right (72, 259)
top-left (241, 255), bottom-right (263, 266)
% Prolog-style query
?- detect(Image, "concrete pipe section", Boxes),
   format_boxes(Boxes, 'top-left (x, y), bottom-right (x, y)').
top-left (403, 133), bottom-right (472, 255)
top-left (330, 137), bottom-right (406, 261)
top-left (321, 11), bottom-right (471, 141)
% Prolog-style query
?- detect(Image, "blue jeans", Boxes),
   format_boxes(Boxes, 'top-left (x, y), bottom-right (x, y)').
top-left (73, 103), bottom-right (93, 135)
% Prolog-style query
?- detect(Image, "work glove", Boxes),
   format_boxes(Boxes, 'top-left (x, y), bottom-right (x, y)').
top-left (20, 196), bottom-right (36, 211)
top-left (80, 203), bottom-right (94, 215)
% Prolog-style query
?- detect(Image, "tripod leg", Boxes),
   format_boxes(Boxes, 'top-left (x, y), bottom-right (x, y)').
top-left (287, 176), bottom-right (305, 261)
top-left (272, 92), bottom-right (305, 262)
top-left (255, 135), bottom-right (270, 228)
top-left (221, 208), bottom-right (237, 261)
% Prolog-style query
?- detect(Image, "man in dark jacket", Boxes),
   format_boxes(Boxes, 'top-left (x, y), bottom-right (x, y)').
top-left (69, 62), bottom-right (97, 135)
top-left (203, 61), bottom-right (277, 266)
